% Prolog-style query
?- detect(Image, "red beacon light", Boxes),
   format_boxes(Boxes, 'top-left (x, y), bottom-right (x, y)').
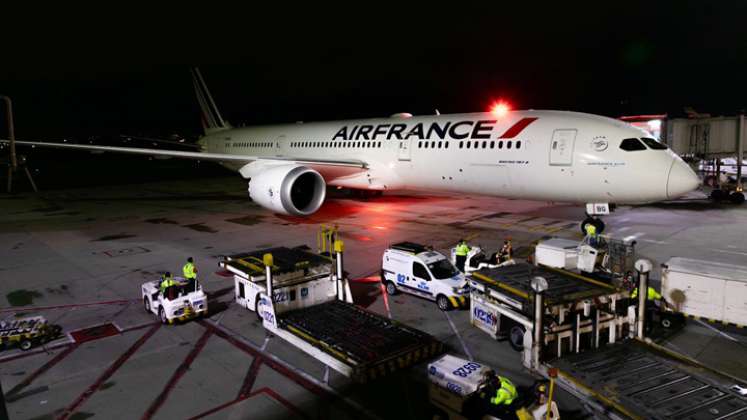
top-left (490, 101), bottom-right (510, 117)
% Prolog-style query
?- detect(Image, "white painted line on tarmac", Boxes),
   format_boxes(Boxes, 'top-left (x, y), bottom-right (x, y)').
top-left (695, 319), bottom-right (739, 343)
top-left (260, 336), bottom-right (270, 351)
top-left (214, 311), bottom-right (227, 326)
top-left (444, 311), bottom-right (474, 361)
top-left (323, 366), bottom-right (330, 385)
top-left (616, 226), bottom-right (631, 232)
top-left (641, 239), bottom-right (668, 245)
top-left (203, 319), bottom-right (383, 420)
top-left (624, 233), bottom-right (646, 241)
top-left (714, 249), bottom-right (747, 257)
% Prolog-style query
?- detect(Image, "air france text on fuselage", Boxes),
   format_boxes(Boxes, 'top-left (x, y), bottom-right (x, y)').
top-left (332, 120), bottom-right (498, 141)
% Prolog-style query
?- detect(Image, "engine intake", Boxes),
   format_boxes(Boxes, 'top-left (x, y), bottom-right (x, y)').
top-left (248, 164), bottom-right (326, 216)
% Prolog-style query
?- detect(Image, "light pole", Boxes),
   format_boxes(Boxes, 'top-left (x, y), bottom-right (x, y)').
top-left (1, 95), bottom-right (37, 193)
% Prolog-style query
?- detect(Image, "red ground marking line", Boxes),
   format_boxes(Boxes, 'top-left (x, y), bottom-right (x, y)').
top-left (69, 323), bottom-right (119, 344)
top-left (5, 344), bottom-right (78, 398)
top-left (186, 387), bottom-right (308, 420)
top-left (0, 322), bottom-right (158, 365)
top-left (0, 342), bottom-right (72, 364)
top-left (197, 320), bottom-right (326, 397)
top-left (57, 323), bottom-right (161, 420)
top-left (379, 284), bottom-right (391, 318)
top-left (119, 322), bottom-right (159, 334)
top-left (140, 329), bottom-right (213, 420)
top-left (0, 299), bottom-right (136, 314)
top-left (237, 357), bottom-right (263, 398)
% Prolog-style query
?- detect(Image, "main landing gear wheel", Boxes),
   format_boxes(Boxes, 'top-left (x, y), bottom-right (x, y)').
top-left (580, 218), bottom-right (605, 235)
top-left (509, 324), bottom-right (525, 352)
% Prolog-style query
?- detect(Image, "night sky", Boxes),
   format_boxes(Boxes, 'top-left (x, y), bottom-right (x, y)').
top-left (2, 3), bottom-right (746, 141)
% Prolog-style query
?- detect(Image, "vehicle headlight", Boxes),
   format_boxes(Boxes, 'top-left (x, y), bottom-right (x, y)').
top-left (173, 308), bottom-right (184, 316)
top-left (452, 287), bottom-right (463, 294)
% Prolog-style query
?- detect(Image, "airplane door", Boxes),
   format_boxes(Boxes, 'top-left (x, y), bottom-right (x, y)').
top-left (549, 129), bottom-right (577, 166)
top-left (397, 139), bottom-right (412, 161)
top-left (276, 135), bottom-right (286, 157)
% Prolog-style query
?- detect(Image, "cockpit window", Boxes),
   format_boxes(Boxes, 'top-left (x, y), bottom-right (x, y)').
top-left (619, 138), bottom-right (647, 151)
top-left (640, 137), bottom-right (668, 150)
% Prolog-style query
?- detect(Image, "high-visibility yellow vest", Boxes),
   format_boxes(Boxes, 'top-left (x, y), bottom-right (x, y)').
top-left (160, 277), bottom-right (176, 291)
top-left (183, 262), bottom-right (197, 279)
top-left (631, 287), bottom-right (662, 300)
top-left (585, 223), bottom-right (597, 237)
top-left (456, 243), bottom-right (470, 256)
top-left (490, 376), bottom-right (518, 405)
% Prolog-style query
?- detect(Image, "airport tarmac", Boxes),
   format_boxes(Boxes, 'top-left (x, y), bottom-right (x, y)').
top-left (1, 174), bottom-right (747, 419)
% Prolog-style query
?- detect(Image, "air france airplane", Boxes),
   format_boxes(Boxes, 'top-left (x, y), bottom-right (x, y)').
top-left (2, 69), bottom-right (700, 233)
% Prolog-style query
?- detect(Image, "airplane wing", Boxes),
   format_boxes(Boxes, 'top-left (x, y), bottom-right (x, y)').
top-left (0, 139), bottom-right (368, 172)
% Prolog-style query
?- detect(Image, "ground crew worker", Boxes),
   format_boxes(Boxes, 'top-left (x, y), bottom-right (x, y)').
top-left (584, 222), bottom-right (598, 247)
top-left (183, 257), bottom-right (198, 292)
top-left (489, 375), bottom-right (518, 406)
top-left (498, 238), bottom-right (513, 263)
top-left (632, 285), bottom-right (665, 332)
top-left (455, 239), bottom-right (471, 272)
top-left (631, 286), bottom-right (663, 302)
top-left (160, 272), bottom-right (176, 294)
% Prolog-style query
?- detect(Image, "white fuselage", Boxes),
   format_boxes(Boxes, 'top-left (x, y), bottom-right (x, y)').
top-left (198, 110), bottom-right (700, 205)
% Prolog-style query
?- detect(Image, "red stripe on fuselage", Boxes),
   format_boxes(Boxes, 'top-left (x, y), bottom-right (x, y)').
top-left (498, 117), bottom-right (538, 139)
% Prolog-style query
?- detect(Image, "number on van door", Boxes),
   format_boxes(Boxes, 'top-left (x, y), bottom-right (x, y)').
top-left (412, 262), bottom-right (431, 291)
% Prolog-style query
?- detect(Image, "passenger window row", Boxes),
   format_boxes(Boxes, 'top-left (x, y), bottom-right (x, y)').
top-left (417, 140), bottom-right (522, 150)
top-left (290, 141), bottom-right (383, 148)
top-left (231, 142), bottom-right (271, 148)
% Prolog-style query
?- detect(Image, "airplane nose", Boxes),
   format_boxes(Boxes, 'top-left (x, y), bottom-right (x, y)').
top-left (666, 158), bottom-right (701, 199)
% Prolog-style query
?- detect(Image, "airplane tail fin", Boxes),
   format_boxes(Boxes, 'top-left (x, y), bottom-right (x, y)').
top-left (191, 68), bottom-right (231, 134)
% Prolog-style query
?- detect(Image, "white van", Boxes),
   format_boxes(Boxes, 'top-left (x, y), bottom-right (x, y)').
top-left (381, 242), bottom-right (469, 310)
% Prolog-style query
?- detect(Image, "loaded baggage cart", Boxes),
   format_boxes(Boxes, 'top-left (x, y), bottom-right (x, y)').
top-left (0, 316), bottom-right (63, 351)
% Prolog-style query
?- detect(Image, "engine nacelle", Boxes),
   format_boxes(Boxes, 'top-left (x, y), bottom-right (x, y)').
top-left (247, 164), bottom-right (326, 216)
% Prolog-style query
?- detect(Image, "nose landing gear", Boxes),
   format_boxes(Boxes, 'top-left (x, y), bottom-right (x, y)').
top-left (581, 203), bottom-right (611, 234)
top-left (580, 217), bottom-right (605, 235)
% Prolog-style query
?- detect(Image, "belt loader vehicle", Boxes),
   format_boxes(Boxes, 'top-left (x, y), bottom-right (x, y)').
top-left (469, 260), bottom-right (747, 419)
top-left (221, 241), bottom-right (444, 382)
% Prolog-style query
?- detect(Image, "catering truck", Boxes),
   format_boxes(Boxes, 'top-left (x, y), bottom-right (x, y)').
top-left (661, 257), bottom-right (747, 327)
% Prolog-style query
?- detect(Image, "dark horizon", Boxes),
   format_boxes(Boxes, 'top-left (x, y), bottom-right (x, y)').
top-left (2, 3), bottom-right (746, 141)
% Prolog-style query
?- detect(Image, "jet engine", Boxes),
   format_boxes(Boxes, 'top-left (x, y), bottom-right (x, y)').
top-left (247, 164), bottom-right (326, 216)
